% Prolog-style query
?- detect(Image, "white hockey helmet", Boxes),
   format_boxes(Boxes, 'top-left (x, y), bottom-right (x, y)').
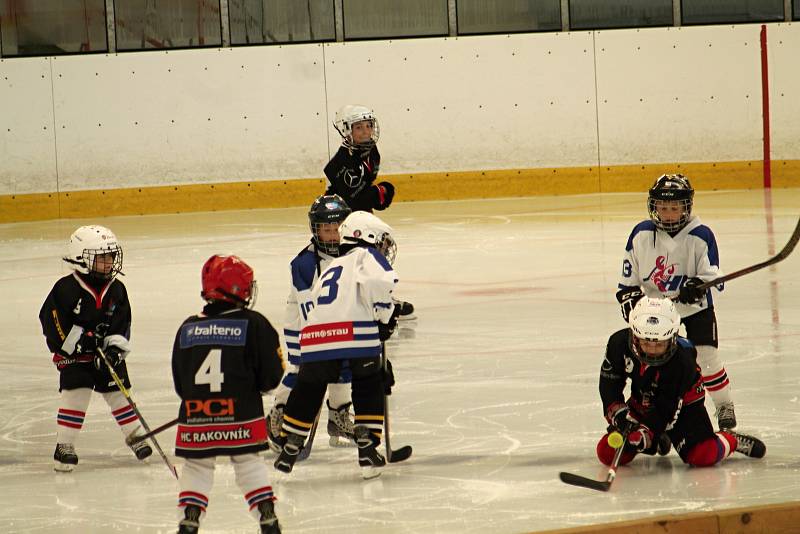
top-left (333, 104), bottom-right (380, 150)
top-left (64, 225), bottom-right (123, 279)
top-left (628, 297), bottom-right (681, 366)
top-left (338, 211), bottom-right (396, 264)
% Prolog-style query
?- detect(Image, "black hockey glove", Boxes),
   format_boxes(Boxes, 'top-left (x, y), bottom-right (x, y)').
top-left (76, 331), bottom-right (100, 355)
top-left (373, 181), bottom-right (395, 211)
top-left (607, 402), bottom-right (638, 434)
top-left (616, 287), bottom-right (644, 323)
top-left (383, 359), bottom-right (395, 396)
top-left (378, 319), bottom-right (396, 341)
top-left (678, 277), bottom-right (705, 304)
top-left (94, 346), bottom-right (125, 371)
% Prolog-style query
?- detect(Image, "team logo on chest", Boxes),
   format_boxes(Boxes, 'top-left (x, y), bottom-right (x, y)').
top-left (645, 255), bottom-right (683, 292)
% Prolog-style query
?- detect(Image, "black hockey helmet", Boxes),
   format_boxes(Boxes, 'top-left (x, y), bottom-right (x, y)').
top-left (309, 194), bottom-right (352, 256)
top-left (647, 174), bottom-right (694, 232)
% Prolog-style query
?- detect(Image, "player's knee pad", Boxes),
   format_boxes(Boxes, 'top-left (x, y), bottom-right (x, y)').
top-left (596, 434), bottom-right (636, 466)
top-left (685, 433), bottom-right (735, 467)
top-left (696, 345), bottom-right (723, 374)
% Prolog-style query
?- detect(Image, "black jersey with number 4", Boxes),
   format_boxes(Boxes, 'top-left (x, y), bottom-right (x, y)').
top-left (171, 305), bottom-right (284, 458)
top-left (599, 328), bottom-right (705, 435)
top-left (324, 145), bottom-right (381, 212)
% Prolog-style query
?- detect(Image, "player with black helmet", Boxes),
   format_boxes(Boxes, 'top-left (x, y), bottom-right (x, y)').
top-left (598, 297), bottom-right (765, 468)
top-left (39, 225), bottom-right (152, 472)
top-left (615, 174), bottom-right (737, 433)
top-left (171, 254), bottom-right (284, 534)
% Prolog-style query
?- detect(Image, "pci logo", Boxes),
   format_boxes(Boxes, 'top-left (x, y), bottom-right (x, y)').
top-left (185, 398), bottom-right (235, 417)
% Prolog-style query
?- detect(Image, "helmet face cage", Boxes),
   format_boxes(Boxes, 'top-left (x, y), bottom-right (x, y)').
top-left (65, 225), bottom-right (123, 280)
top-left (647, 174), bottom-right (694, 232)
top-left (376, 233), bottom-right (397, 266)
top-left (201, 255), bottom-right (255, 307)
top-left (308, 195), bottom-right (352, 256)
top-left (628, 297), bottom-right (681, 366)
top-left (334, 105), bottom-right (380, 152)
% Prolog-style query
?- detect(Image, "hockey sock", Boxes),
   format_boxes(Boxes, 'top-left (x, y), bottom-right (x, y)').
top-left (101, 391), bottom-right (140, 438)
top-left (178, 457), bottom-right (215, 520)
top-left (685, 432), bottom-right (736, 467)
top-left (57, 388), bottom-right (92, 444)
top-left (231, 453), bottom-right (276, 519)
top-left (595, 433), bottom-right (636, 466)
top-left (351, 372), bottom-right (384, 439)
top-left (696, 346), bottom-right (733, 407)
top-left (327, 382), bottom-right (352, 410)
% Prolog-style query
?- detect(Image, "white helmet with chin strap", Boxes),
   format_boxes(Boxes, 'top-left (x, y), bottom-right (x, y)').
top-left (338, 211), bottom-right (396, 265)
top-left (64, 225), bottom-right (123, 280)
top-left (628, 297), bottom-right (681, 366)
top-left (333, 104), bottom-right (380, 151)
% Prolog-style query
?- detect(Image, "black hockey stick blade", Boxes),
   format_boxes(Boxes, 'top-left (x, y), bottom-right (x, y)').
top-left (388, 445), bottom-right (413, 463)
top-left (697, 214), bottom-right (800, 291)
top-left (559, 472), bottom-right (612, 492)
top-left (297, 410), bottom-right (320, 462)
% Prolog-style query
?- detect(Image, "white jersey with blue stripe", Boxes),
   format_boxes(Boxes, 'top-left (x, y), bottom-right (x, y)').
top-left (618, 215), bottom-right (723, 318)
top-left (283, 244), bottom-right (335, 367)
top-left (300, 246), bottom-right (396, 362)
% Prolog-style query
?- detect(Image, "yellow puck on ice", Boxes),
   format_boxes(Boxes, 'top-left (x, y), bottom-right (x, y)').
top-left (608, 431), bottom-right (624, 449)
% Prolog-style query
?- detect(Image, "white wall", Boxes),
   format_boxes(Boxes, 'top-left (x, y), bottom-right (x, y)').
top-left (1, 22), bottom-right (797, 195)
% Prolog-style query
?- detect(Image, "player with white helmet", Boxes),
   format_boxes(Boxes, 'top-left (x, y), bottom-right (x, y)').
top-left (274, 211), bottom-right (400, 479)
top-left (597, 297), bottom-right (765, 469)
top-left (39, 225), bottom-right (152, 472)
top-left (267, 194), bottom-right (360, 451)
top-left (616, 174), bottom-right (737, 431)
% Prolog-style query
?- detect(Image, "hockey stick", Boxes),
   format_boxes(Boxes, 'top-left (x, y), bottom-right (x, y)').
top-left (381, 343), bottom-right (412, 463)
top-left (125, 417), bottom-right (178, 446)
top-left (559, 431), bottom-right (628, 492)
top-left (96, 347), bottom-right (179, 479)
top-left (296, 409), bottom-right (320, 462)
top-left (696, 214), bottom-right (800, 291)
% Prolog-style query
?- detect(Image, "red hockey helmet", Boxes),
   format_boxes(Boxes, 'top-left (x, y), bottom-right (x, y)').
top-left (201, 254), bottom-right (256, 306)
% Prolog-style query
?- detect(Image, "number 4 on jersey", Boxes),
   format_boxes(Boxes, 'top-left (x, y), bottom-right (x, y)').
top-left (195, 349), bottom-right (224, 392)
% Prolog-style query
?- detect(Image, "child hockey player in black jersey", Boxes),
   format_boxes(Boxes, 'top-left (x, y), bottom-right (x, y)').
top-left (274, 211), bottom-right (400, 479)
top-left (615, 174), bottom-right (737, 431)
top-left (172, 255), bottom-right (284, 534)
top-left (267, 194), bottom-right (359, 451)
top-left (39, 225), bottom-right (152, 472)
top-left (598, 297), bottom-right (765, 468)
top-left (325, 104), bottom-right (414, 319)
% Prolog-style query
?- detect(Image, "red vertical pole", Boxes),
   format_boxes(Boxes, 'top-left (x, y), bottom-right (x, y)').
top-left (759, 25), bottom-right (771, 189)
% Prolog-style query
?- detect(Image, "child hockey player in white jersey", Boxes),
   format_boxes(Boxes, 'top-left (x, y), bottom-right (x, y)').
top-left (616, 174), bottom-right (736, 431)
top-left (274, 211), bottom-right (400, 479)
top-left (39, 225), bottom-right (152, 472)
top-left (267, 194), bottom-right (359, 450)
top-left (171, 255), bottom-right (284, 534)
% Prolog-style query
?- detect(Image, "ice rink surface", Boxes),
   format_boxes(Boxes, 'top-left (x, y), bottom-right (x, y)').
top-left (1, 189), bottom-right (798, 533)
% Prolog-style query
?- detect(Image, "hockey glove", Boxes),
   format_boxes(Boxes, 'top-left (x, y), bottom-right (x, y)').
top-left (628, 424), bottom-right (654, 452)
top-left (678, 277), bottom-right (705, 304)
top-left (607, 402), bottom-right (638, 434)
top-left (378, 319), bottom-right (396, 342)
top-left (373, 181), bottom-right (395, 211)
top-left (383, 359), bottom-right (395, 395)
top-left (616, 287), bottom-right (644, 323)
top-left (76, 331), bottom-right (100, 355)
top-left (94, 346), bottom-right (125, 371)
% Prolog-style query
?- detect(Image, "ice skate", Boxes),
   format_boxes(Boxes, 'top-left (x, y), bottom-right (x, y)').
top-left (257, 500), bottom-right (282, 534)
top-left (393, 298), bottom-right (416, 321)
top-left (355, 425), bottom-right (385, 480)
top-left (54, 443), bottom-right (78, 472)
top-left (177, 504), bottom-right (201, 533)
top-left (327, 401), bottom-right (356, 447)
top-left (731, 432), bottom-right (766, 458)
top-left (273, 433), bottom-right (304, 473)
top-left (267, 404), bottom-right (285, 453)
top-left (715, 402), bottom-right (737, 430)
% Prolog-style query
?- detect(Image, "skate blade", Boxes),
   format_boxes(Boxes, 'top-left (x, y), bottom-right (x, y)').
top-left (361, 465), bottom-right (383, 480)
top-left (328, 435), bottom-right (356, 448)
top-left (54, 461), bottom-right (75, 473)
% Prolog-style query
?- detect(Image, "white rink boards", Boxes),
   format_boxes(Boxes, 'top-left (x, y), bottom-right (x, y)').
top-left (0, 189), bottom-right (798, 533)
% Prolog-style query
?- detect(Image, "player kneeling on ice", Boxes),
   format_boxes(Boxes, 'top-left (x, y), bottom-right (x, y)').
top-left (598, 297), bottom-right (765, 468)
top-left (172, 255), bottom-right (285, 534)
top-left (274, 211), bottom-right (400, 479)
top-left (40, 225), bottom-right (152, 472)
